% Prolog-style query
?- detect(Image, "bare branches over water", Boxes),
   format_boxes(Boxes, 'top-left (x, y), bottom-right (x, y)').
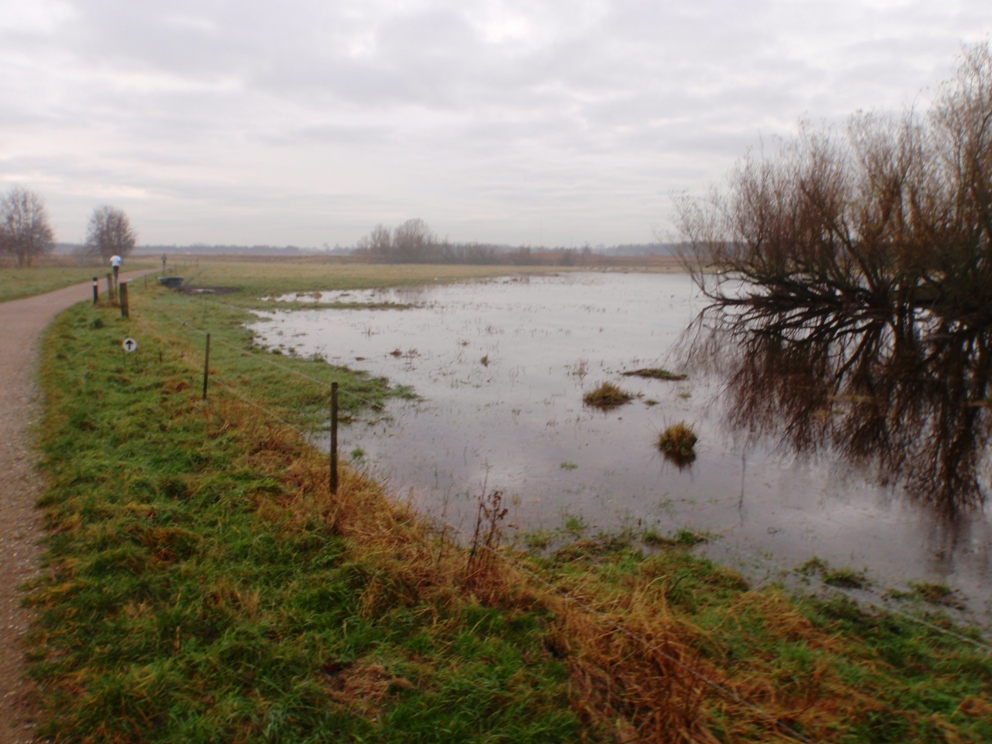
top-left (678, 44), bottom-right (992, 515)
top-left (677, 44), bottom-right (992, 326)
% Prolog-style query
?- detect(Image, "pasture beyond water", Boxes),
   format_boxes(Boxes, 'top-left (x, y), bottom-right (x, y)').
top-left (253, 272), bottom-right (992, 617)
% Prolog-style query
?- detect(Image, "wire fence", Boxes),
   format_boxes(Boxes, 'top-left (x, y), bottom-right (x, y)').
top-left (137, 290), bottom-right (990, 739)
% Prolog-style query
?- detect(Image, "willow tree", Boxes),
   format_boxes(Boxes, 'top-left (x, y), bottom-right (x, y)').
top-left (677, 43), bottom-right (992, 325)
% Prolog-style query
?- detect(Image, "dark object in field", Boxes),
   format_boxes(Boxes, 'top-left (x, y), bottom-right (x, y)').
top-left (623, 368), bottom-right (687, 381)
top-left (657, 422), bottom-right (697, 466)
top-left (583, 382), bottom-right (633, 410)
top-left (158, 276), bottom-right (184, 289)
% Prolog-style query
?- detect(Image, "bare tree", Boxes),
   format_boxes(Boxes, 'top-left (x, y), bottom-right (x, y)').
top-left (676, 43), bottom-right (992, 324)
top-left (355, 219), bottom-right (446, 262)
top-left (0, 187), bottom-right (55, 267)
top-left (85, 206), bottom-right (137, 261)
top-left (391, 218), bottom-right (438, 262)
top-left (355, 224), bottom-right (393, 258)
top-left (675, 43), bottom-right (992, 515)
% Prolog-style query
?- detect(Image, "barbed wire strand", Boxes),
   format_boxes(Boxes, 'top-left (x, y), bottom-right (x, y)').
top-left (212, 381), bottom-right (313, 443)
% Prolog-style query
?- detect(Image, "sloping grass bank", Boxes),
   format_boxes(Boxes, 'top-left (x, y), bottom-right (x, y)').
top-left (28, 298), bottom-right (581, 742)
top-left (26, 284), bottom-right (992, 742)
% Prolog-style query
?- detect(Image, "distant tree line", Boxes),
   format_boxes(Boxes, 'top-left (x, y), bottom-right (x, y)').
top-left (353, 219), bottom-right (660, 265)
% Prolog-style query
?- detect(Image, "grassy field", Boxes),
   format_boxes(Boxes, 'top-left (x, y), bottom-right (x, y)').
top-left (0, 258), bottom-right (158, 303)
top-left (25, 264), bottom-right (992, 742)
top-left (172, 256), bottom-right (553, 301)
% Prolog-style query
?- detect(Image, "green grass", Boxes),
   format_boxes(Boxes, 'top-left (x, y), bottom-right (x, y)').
top-left (28, 297), bottom-right (585, 743)
top-left (26, 266), bottom-right (992, 742)
top-left (174, 257), bottom-right (543, 307)
top-left (0, 260), bottom-right (153, 303)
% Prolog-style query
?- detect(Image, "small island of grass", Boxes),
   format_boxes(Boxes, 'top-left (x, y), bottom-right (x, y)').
top-left (622, 368), bottom-right (687, 381)
top-left (582, 381), bottom-right (633, 410)
top-left (657, 421), bottom-right (697, 465)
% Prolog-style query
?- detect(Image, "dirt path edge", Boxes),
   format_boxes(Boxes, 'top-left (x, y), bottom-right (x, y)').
top-left (0, 271), bottom-right (152, 743)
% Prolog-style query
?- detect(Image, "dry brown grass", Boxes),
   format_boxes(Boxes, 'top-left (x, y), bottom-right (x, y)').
top-left (203, 394), bottom-right (837, 742)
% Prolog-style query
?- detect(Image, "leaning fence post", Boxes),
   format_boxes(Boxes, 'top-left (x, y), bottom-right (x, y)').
top-left (92, 277), bottom-right (99, 304)
top-left (202, 333), bottom-right (211, 400)
top-left (119, 282), bottom-right (129, 319)
top-left (330, 382), bottom-right (338, 494)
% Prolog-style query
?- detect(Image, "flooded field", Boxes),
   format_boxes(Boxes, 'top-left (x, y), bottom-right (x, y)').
top-left (252, 272), bottom-right (992, 617)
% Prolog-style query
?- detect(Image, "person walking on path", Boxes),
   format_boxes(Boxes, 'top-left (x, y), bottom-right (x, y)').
top-left (0, 270), bottom-right (150, 743)
top-left (111, 254), bottom-right (122, 293)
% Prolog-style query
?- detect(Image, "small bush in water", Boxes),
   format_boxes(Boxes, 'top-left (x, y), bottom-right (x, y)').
top-left (657, 422), bottom-right (697, 465)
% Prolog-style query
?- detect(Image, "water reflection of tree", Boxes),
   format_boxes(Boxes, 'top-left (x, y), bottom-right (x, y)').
top-left (698, 305), bottom-right (992, 514)
top-left (675, 46), bottom-right (992, 516)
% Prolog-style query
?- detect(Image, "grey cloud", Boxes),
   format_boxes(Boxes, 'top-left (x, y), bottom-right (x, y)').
top-left (1, 0), bottom-right (990, 246)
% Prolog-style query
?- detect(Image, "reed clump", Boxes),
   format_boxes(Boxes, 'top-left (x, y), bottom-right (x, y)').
top-left (657, 422), bottom-right (697, 464)
top-left (583, 381), bottom-right (633, 410)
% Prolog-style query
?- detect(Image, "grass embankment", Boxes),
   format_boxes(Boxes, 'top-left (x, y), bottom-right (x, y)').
top-left (26, 273), bottom-right (992, 742)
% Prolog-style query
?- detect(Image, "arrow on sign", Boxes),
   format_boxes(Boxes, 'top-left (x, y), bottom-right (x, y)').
top-left (122, 337), bottom-right (138, 353)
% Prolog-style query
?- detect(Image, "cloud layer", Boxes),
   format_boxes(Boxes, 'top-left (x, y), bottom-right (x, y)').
top-left (1, 0), bottom-right (989, 246)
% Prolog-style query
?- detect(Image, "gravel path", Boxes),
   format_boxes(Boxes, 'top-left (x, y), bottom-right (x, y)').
top-left (0, 272), bottom-right (150, 743)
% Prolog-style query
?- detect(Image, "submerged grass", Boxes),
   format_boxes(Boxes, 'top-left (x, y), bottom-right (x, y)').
top-left (622, 368), bottom-right (688, 381)
top-left (26, 272), bottom-right (992, 742)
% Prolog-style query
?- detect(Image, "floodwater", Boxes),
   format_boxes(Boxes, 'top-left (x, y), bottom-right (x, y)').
top-left (251, 272), bottom-right (992, 618)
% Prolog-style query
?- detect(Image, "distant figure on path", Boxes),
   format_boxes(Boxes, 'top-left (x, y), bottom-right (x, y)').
top-left (110, 254), bottom-right (122, 288)
top-left (161, 253), bottom-right (167, 272)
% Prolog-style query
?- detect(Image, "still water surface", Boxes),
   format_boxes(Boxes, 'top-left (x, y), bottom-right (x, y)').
top-left (252, 272), bottom-right (992, 617)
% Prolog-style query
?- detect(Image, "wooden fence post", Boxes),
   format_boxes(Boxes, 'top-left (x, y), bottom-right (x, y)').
top-left (119, 282), bottom-right (129, 319)
top-left (330, 382), bottom-right (338, 494)
top-left (202, 333), bottom-right (211, 400)
top-left (106, 273), bottom-right (115, 301)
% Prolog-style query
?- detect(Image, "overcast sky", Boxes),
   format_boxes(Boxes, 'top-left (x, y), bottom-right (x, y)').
top-left (1, 1), bottom-right (989, 248)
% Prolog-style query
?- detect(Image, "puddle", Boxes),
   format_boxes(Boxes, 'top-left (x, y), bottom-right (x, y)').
top-left (251, 272), bottom-right (992, 618)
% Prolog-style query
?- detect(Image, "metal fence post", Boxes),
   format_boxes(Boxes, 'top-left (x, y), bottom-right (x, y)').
top-left (92, 277), bottom-right (99, 304)
top-left (202, 333), bottom-right (211, 400)
top-left (330, 382), bottom-right (338, 494)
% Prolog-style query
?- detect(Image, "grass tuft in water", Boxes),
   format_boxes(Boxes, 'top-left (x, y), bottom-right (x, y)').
top-left (622, 367), bottom-right (688, 381)
top-left (582, 382), bottom-right (633, 410)
top-left (657, 422), bottom-right (697, 465)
